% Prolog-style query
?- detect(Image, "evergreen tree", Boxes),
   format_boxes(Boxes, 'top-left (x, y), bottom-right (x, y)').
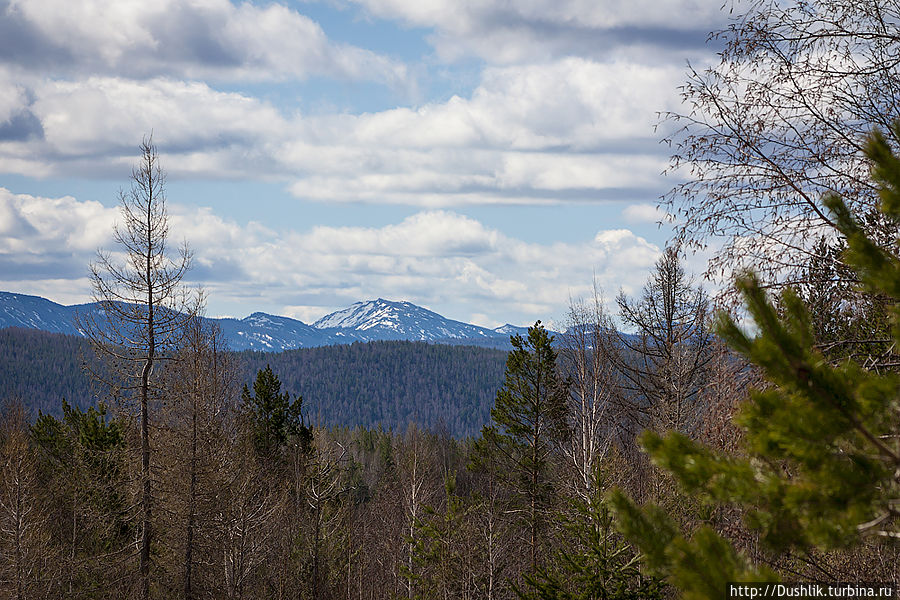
top-left (31, 400), bottom-right (129, 595)
top-left (479, 322), bottom-right (569, 574)
top-left (520, 467), bottom-right (664, 600)
top-left (609, 124), bottom-right (900, 598)
top-left (241, 364), bottom-right (311, 457)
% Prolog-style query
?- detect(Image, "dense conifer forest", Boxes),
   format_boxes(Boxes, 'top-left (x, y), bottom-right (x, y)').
top-left (239, 341), bottom-right (506, 438)
top-left (0, 328), bottom-right (100, 415)
top-left (0, 327), bottom-right (506, 438)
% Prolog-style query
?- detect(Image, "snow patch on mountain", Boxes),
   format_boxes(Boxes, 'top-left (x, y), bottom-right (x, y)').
top-left (493, 324), bottom-right (530, 336)
top-left (313, 299), bottom-right (499, 341)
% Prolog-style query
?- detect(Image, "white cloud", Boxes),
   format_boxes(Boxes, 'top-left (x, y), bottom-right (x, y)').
top-left (34, 77), bottom-right (286, 156)
top-left (346, 58), bottom-right (682, 150)
top-left (0, 187), bottom-right (116, 255)
top-left (355, 0), bottom-right (724, 32)
top-left (0, 190), bottom-right (662, 326)
top-left (349, 0), bottom-right (727, 63)
top-left (0, 0), bottom-right (726, 330)
top-left (0, 57), bottom-right (680, 205)
top-left (0, 78), bottom-right (28, 124)
top-left (3, 0), bottom-right (409, 85)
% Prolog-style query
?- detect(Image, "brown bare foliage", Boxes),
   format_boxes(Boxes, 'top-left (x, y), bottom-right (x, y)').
top-left (0, 400), bottom-right (57, 600)
top-left (616, 247), bottom-right (714, 436)
top-left (664, 0), bottom-right (900, 288)
top-left (157, 317), bottom-right (237, 599)
top-left (559, 285), bottom-right (622, 500)
top-left (78, 136), bottom-right (197, 599)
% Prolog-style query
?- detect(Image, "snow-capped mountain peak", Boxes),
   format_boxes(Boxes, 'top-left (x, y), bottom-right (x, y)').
top-left (313, 298), bottom-right (409, 331)
top-left (493, 323), bottom-right (530, 336)
top-left (0, 292), bottom-right (537, 351)
top-left (313, 298), bottom-right (498, 341)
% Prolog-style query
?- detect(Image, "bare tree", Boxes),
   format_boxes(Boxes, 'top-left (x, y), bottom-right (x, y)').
top-left (303, 431), bottom-right (350, 600)
top-left (79, 136), bottom-right (196, 599)
top-left (396, 424), bottom-right (438, 600)
top-left (559, 284), bottom-right (621, 500)
top-left (664, 0), bottom-right (900, 290)
top-left (616, 247), bottom-right (713, 435)
top-left (157, 315), bottom-right (237, 600)
top-left (470, 455), bottom-right (509, 600)
top-left (0, 400), bottom-right (57, 600)
top-left (217, 442), bottom-right (282, 600)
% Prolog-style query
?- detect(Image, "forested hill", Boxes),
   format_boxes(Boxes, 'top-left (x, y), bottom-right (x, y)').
top-left (238, 341), bottom-right (506, 438)
top-left (0, 327), bottom-right (507, 438)
top-left (0, 328), bottom-right (101, 416)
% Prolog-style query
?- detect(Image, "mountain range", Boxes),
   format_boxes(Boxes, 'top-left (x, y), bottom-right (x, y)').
top-left (0, 292), bottom-right (534, 351)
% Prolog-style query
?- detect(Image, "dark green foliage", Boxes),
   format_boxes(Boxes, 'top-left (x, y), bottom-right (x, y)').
top-left (610, 126), bottom-right (900, 598)
top-left (32, 399), bottom-right (123, 459)
top-left (519, 467), bottom-right (664, 600)
top-left (0, 330), bottom-right (506, 438)
top-left (242, 364), bottom-right (311, 456)
top-left (479, 322), bottom-right (569, 572)
top-left (0, 328), bottom-right (98, 415)
top-left (240, 341), bottom-right (508, 438)
top-left (30, 399), bottom-right (130, 592)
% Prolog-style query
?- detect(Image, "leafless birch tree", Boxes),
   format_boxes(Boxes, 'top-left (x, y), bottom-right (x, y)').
top-left (559, 285), bottom-right (621, 500)
top-left (664, 0), bottom-right (900, 290)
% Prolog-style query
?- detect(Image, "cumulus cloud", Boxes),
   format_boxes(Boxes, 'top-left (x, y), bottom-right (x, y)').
top-left (0, 57), bottom-right (680, 204)
top-left (0, 187), bottom-right (117, 287)
top-left (349, 0), bottom-right (727, 63)
top-left (1, 190), bottom-right (661, 326)
top-left (0, 0), bottom-right (409, 86)
top-left (0, 0), bottom-right (726, 328)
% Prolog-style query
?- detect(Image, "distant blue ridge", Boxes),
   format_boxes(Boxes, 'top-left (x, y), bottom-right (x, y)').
top-left (0, 292), bottom-right (551, 352)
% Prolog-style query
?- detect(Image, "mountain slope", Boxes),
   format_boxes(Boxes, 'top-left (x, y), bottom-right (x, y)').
top-left (0, 328), bottom-right (506, 437)
top-left (313, 298), bottom-right (499, 341)
top-left (0, 292), bottom-right (82, 336)
top-left (216, 312), bottom-right (331, 350)
top-left (0, 291), bottom-right (543, 351)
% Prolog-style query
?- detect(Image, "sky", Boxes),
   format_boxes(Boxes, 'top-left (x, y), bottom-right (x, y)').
top-left (0, 0), bottom-right (728, 329)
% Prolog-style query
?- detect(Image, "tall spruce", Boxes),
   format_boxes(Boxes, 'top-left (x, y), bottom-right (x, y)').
top-left (241, 365), bottom-right (311, 458)
top-left (520, 466), bottom-right (664, 600)
top-left (479, 321), bottom-right (569, 575)
top-left (609, 124), bottom-right (900, 598)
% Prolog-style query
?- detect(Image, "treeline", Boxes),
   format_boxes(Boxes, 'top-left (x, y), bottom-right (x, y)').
top-left (0, 328), bottom-right (505, 438)
top-left (0, 314), bottom-right (664, 599)
top-left (5, 220), bottom-right (900, 598)
top-left (4, 235), bottom-right (887, 600)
